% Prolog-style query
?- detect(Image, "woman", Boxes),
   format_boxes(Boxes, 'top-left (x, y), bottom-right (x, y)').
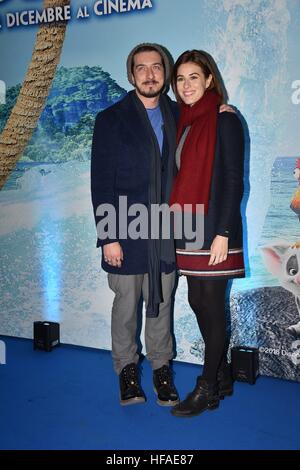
top-left (170, 50), bottom-right (245, 418)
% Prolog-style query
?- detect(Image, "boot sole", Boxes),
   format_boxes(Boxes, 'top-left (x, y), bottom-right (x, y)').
top-left (120, 396), bottom-right (146, 406)
top-left (157, 398), bottom-right (180, 407)
top-left (154, 387), bottom-right (180, 407)
top-left (171, 402), bottom-right (219, 418)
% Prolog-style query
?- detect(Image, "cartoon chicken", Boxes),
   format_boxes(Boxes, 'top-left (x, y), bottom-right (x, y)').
top-left (290, 158), bottom-right (300, 221)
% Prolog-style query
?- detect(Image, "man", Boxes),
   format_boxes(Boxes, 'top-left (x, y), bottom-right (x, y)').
top-left (91, 43), bottom-right (179, 406)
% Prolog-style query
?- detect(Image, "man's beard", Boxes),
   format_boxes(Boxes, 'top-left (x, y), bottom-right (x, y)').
top-left (135, 81), bottom-right (165, 98)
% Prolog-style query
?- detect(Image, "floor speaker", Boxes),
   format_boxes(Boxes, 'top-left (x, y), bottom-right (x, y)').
top-left (231, 346), bottom-right (259, 384)
top-left (33, 321), bottom-right (60, 352)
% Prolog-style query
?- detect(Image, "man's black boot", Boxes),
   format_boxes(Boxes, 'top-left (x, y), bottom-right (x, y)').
top-left (217, 362), bottom-right (233, 399)
top-left (171, 376), bottom-right (219, 418)
top-left (119, 363), bottom-right (146, 406)
top-left (153, 365), bottom-right (179, 406)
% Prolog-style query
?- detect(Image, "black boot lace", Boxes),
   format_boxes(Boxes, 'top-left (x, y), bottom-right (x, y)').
top-left (156, 365), bottom-right (172, 386)
top-left (123, 364), bottom-right (139, 387)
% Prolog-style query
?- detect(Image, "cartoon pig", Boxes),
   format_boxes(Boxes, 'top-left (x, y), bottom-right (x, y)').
top-left (262, 242), bottom-right (300, 337)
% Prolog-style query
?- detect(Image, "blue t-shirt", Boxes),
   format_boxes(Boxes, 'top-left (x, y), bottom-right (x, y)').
top-left (146, 105), bottom-right (163, 155)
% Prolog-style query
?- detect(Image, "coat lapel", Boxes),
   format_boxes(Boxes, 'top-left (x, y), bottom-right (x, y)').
top-left (116, 91), bottom-right (153, 151)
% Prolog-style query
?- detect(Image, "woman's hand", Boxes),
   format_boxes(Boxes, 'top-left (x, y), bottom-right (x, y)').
top-left (208, 235), bottom-right (229, 265)
top-left (219, 104), bottom-right (236, 113)
top-left (103, 242), bottom-right (123, 268)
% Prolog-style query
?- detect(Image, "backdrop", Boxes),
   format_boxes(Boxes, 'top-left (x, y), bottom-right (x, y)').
top-left (1, 0), bottom-right (300, 381)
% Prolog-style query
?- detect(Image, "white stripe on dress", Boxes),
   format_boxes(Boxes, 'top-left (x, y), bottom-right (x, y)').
top-left (176, 248), bottom-right (243, 256)
top-left (179, 268), bottom-right (245, 276)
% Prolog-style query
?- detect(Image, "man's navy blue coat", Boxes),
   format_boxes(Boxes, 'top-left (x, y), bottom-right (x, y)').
top-left (91, 91), bottom-right (178, 274)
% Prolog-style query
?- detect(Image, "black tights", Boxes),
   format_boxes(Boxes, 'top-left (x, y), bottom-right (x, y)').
top-left (187, 277), bottom-right (228, 383)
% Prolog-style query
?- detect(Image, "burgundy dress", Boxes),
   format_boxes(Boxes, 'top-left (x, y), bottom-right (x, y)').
top-left (175, 113), bottom-right (245, 280)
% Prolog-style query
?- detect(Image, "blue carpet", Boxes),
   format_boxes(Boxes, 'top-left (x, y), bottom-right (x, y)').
top-left (0, 336), bottom-right (299, 450)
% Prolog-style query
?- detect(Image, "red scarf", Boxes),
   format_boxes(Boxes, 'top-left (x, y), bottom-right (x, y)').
top-left (170, 90), bottom-right (221, 214)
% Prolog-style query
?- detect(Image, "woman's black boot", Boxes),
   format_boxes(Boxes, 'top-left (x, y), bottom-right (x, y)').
top-left (217, 362), bottom-right (233, 399)
top-left (171, 377), bottom-right (219, 418)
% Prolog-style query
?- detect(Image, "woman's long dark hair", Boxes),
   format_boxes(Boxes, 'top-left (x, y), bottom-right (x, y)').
top-left (171, 50), bottom-right (227, 104)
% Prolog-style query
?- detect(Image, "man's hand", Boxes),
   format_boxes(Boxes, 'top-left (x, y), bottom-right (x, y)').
top-left (103, 242), bottom-right (123, 268)
top-left (219, 104), bottom-right (236, 113)
top-left (208, 235), bottom-right (228, 266)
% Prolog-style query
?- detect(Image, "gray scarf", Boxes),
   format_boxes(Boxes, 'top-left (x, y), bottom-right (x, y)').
top-left (131, 91), bottom-right (176, 317)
